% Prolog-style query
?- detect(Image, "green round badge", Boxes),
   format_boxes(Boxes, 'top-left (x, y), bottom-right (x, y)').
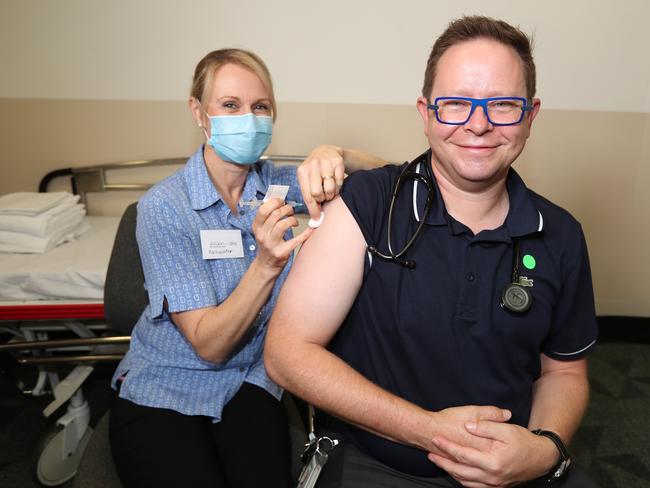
top-left (522, 254), bottom-right (536, 270)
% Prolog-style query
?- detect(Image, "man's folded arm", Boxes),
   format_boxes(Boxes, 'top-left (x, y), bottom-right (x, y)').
top-left (264, 197), bottom-right (425, 445)
top-left (264, 196), bottom-right (509, 452)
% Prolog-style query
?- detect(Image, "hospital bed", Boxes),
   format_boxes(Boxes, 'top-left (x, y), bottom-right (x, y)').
top-left (0, 154), bottom-right (306, 486)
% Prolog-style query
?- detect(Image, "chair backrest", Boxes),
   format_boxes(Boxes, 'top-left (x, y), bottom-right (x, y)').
top-left (100, 202), bottom-right (308, 485)
top-left (103, 202), bottom-right (148, 335)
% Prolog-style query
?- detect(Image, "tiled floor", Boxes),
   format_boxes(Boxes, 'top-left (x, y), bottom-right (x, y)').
top-left (572, 342), bottom-right (650, 487)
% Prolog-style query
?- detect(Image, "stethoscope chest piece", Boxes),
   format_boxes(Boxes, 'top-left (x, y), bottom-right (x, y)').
top-left (500, 236), bottom-right (534, 314)
top-left (501, 282), bottom-right (532, 313)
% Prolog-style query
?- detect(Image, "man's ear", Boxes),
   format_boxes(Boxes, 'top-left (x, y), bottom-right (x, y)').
top-left (526, 98), bottom-right (541, 130)
top-left (416, 96), bottom-right (432, 136)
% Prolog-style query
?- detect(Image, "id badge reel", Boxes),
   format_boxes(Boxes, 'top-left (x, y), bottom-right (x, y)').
top-left (296, 406), bottom-right (339, 488)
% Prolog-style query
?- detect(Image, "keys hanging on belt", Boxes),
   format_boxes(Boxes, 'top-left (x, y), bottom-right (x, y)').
top-left (296, 433), bottom-right (339, 488)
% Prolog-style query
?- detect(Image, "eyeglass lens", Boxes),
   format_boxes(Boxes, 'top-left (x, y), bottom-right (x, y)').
top-left (436, 98), bottom-right (525, 125)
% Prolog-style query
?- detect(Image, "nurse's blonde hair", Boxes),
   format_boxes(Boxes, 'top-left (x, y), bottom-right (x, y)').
top-left (190, 48), bottom-right (277, 121)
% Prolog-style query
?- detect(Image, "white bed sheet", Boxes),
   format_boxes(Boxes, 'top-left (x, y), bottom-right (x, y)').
top-left (0, 216), bottom-right (120, 301)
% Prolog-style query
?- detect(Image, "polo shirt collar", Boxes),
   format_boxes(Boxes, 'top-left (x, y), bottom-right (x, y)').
top-left (504, 169), bottom-right (544, 237)
top-left (183, 146), bottom-right (267, 211)
top-left (411, 152), bottom-right (543, 238)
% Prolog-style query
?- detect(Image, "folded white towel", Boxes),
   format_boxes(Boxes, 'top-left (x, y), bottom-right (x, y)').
top-left (0, 219), bottom-right (91, 254)
top-left (0, 192), bottom-right (77, 216)
top-left (0, 198), bottom-right (85, 237)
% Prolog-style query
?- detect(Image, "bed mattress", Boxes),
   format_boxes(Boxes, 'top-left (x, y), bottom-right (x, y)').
top-left (0, 216), bottom-right (120, 304)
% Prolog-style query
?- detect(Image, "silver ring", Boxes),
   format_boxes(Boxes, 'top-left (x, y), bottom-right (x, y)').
top-left (323, 175), bottom-right (334, 180)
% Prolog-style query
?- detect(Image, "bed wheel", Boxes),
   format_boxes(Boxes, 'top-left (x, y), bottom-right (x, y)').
top-left (35, 423), bottom-right (93, 486)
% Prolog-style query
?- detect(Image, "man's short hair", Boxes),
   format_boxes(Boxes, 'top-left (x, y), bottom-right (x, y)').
top-left (422, 15), bottom-right (536, 101)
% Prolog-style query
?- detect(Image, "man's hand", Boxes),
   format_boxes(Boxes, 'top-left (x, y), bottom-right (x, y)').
top-left (425, 406), bottom-right (512, 457)
top-left (428, 420), bottom-right (559, 487)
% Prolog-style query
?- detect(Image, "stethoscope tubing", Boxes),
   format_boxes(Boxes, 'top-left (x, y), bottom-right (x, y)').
top-left (367, 153), bottom-right (433, 269)
top-left (366, 151), bottom-right (531, 313)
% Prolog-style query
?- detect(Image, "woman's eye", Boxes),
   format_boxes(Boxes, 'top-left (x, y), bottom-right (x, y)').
top-left (223, 101), bottom-right (238, 109)
top-left (254, 103), bottom-right (270, 112)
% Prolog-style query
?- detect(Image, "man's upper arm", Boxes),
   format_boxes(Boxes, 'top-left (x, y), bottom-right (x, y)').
top-left (540, 353), bottom-right (587, 377)
top-left (268, 196), bottom-right (367, 346)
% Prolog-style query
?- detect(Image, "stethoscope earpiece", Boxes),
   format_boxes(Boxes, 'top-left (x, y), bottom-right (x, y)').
top-left (402, 259), bottom-right (416, 269)
top-left (368, 246), bottom-right (416, 269)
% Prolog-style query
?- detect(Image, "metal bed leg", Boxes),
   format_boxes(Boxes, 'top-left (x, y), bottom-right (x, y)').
top-left (1, 321), bottom-right (123, 485)
top-left (43, 365), bottom-right (93, 417)
top-left (36, 387), bottom-right (94, 486)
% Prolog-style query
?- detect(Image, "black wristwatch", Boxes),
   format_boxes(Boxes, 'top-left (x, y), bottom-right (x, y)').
top-left (532, 429), bottom-right (572, 482)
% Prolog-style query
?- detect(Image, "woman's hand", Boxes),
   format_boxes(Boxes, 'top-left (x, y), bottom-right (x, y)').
top-left (252, 198), bottom-right (312, 273)
top-left (297, 145), bottom-right (346, 219)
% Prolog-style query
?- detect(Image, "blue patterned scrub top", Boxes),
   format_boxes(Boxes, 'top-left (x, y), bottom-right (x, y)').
top-left (111, 146), bottom-right (305, 421)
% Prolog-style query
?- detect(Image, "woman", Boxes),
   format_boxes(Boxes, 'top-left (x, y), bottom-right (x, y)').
top-left (108, 48), bottom-right (384, 488)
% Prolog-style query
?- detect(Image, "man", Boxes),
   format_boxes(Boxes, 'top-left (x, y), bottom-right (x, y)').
top-left (265, 16), bottom-right (597, 487)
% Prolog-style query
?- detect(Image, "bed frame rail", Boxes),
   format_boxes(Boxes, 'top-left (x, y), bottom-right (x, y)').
top-left (38, 155), bottom-right (306, 203)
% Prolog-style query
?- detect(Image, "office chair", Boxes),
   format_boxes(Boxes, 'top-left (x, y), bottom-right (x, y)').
top-left (71, 202), bottom-right (141, 488)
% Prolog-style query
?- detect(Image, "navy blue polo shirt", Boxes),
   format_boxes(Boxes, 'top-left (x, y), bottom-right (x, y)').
top-left (330, 153), bottom-right (598, 477)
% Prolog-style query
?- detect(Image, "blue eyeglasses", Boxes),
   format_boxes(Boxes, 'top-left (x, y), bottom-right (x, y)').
top-left (427, 97), bottom-right (532, 126)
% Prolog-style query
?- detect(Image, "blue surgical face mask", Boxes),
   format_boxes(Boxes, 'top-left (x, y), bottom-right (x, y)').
top-left (203, 113), bottom-right (273, 165)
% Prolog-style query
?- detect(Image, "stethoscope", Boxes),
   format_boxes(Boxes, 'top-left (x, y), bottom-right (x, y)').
top-left (367, 151), bottom-right (533, 314)
top-left (367, 152), bottom-right (434, 270)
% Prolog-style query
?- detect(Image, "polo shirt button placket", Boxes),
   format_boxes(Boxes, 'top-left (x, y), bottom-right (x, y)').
top-left (457, 241), bottom-right (479, 323)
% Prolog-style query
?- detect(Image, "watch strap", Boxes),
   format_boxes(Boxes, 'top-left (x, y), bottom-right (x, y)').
top-left (532, 429), bottom-right (572, 482)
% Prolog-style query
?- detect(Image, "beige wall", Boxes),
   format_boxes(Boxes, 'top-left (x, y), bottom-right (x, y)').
top-left (1, 0), bottom-right (649, 316)
top-left (1, 99), bottom-right (648, 316)
top-left (2, 0), bottom-right (650, 112)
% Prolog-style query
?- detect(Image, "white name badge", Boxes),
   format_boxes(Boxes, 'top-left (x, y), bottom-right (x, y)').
top-left (263, 184), bottom-right (290, 202)
top-left (200, 230), bottom-right (244, 260)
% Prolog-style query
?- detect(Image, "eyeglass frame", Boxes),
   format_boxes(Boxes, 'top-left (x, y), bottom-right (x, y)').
top-left (427, 96), bottom-right (533, 126)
